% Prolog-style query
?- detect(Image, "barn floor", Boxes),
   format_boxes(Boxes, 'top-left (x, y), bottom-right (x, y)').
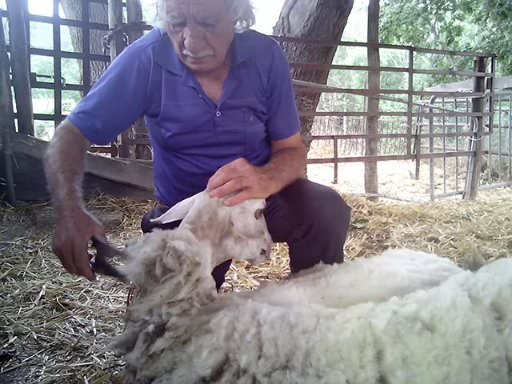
top-left (1, 188), bottom-right (512, 383)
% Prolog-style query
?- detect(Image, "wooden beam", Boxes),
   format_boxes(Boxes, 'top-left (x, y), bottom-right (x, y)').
top-left (294, 81), bottom-right (487, 98)
top-left (307, 151), bottom-right (474, 164)
top-left (290, 62), bottom-right (492, 78)
top-left (305, 132), bottom-right (474, 141)
top-left (427, 75), bottom-right (512, 93)
top-left (11, 133), bottom-right (154, 191)
top-left (0, 15), bottom-right (16, 203)
top-left (6, 0), bottom-right (34, 135)
top-left (299, 111), bottom-right (490, 118)
top-left (273, 36), bottom-right (494, 57)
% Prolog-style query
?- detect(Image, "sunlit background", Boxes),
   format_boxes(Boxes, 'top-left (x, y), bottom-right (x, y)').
top-left (0, 0), bottom-right (370, 140)
top-left (19, 0), bottom-right (369, 38)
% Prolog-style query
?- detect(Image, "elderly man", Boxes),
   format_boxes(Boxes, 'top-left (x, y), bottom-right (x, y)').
top-left (45, 0), bottom-right (351, 289)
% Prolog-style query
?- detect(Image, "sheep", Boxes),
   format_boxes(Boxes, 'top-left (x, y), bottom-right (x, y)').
top-left (112, 192), bottom-right (512, 384)
top-left (112, 191), bottom-right (272, 380)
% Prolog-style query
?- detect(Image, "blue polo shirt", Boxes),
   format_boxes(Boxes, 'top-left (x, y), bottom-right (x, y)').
top-left (68, 28), bottom-right (300, 207)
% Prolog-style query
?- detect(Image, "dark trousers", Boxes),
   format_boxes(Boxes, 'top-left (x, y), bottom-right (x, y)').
top-left (141, 179), bottom-right (351, 290)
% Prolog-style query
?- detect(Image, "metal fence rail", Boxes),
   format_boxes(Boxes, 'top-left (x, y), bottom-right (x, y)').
top-left (2, 3), bottom-right (508, 201)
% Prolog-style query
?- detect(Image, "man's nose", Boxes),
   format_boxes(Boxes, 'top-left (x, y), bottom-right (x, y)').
top-left (183, 25), bottom-right (204, 48)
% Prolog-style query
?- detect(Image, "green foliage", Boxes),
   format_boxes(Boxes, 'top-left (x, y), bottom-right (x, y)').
top-left (60, 58), bottom-right (81, 85)
top-left (380, 0), bottom-right (512, 75)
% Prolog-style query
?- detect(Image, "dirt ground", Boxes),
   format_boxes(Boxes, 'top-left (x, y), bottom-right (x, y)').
top-left (307, 160), bottom-right (472, 202)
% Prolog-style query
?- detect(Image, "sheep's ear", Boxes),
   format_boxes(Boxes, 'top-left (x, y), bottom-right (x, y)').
top-left (150, 192), bottom-right (201, 224)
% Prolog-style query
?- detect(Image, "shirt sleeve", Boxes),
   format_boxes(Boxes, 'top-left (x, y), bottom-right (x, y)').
top-left (265, 41), bottom-right (301, 141)
top-left (67, 43), bottom-right (151, 145)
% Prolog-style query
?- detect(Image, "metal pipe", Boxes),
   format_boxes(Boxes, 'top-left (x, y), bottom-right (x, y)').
top-left (428, 95), bottom-right (438, 200)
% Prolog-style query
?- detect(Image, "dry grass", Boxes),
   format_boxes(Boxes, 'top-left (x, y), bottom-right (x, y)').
top-left (344, 189), bottom-right (512, 267)
top-left (0, 197), bottom-right (149, 384)
top-left (1, 188), bottom-right (512, 382)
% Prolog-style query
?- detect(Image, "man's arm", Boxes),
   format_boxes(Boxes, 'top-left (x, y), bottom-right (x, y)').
top-left (44, 120), bottom-right (105, 280)
top-left (207, 133), bottom-right (306, 206)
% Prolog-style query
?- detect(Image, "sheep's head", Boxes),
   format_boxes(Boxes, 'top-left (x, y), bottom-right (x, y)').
top-left (151, 191), bottom-right (272, 267)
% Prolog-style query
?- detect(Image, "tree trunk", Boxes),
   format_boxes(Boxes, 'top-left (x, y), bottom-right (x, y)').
top-left (273, 0), bottom-right (354, 150)
top-left (365, 0), bottom-right (380, 200)
top-left (59, 0), bottom-right (108, 85)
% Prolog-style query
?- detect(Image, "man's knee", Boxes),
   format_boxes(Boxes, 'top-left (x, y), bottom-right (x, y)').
top-left (284, 179), bottom-right (351, 234)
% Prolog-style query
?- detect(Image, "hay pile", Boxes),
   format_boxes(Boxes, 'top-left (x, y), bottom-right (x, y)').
top-left (0, 198), bottom-right (148, 384)
top-left (345, 190), bottom-right (512, 267)
top-left (1, 189), bottom-right (512, 383)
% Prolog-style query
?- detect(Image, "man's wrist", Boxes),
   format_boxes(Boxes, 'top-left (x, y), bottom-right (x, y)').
top-left (258, 167), bottom-right (282, 196)
top-left (53, 193), bottom-right (84, 217)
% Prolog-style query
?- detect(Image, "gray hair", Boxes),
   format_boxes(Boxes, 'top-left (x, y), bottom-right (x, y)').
top-left (156, 0), bottom-right (255, 32)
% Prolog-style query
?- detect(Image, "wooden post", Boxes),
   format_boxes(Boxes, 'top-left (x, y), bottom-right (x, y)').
top-left (6, 0), bottom-right (34, 136)
top-left (428, 96), bottom-right (436, 200)
top-left (81, 0), bottom-right (92, 95)
top-left (108, 0), bottom-right (124, 58)
top-left (127, 0), bottom-right (151, 160)
top-left (52, 0), bottom-right (62, 126)
top-left (333, 137), bottom-right (338, 184)
top-left (464, 57), bottom-right (486, 200)
top-left (407, 48), bottom-right (413, 155)
top-left (108, 0), bottom-right (132, 159)
top-left (365, 0), bottom-right (380, 200)
top-left (0, 19), bottom-right (16, 204)
top-left (126, 0), bottom-right (143, 29)
top-left (485, 56), bottom-right (496, 135)
top-left (414, 114), bottom-right (421, 180)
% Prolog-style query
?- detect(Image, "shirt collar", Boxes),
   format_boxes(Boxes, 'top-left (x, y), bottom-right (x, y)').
top-left (155, 29), bottom-right (186, 76)
top-left (155, 29), bottom-right (254, 76)
top-left (231, 31), bottom-right (254, 66)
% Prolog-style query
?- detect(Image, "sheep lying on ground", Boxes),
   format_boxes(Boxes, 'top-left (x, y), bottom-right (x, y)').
top-left (113, 191), bottom-right (272, 380)
top-left (113, 192), bottom-right (512, 384)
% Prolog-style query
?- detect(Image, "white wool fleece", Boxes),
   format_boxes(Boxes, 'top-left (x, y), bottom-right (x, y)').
top-left (113, 193), bottom-right (273, 381)
top-left (247, 249), bottom-right (462, 308)
top-left (132, 258), bottom-right (512, 384)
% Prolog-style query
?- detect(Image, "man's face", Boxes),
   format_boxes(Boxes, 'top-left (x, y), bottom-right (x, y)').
top-left (164, 0), bottom-right (235, 73)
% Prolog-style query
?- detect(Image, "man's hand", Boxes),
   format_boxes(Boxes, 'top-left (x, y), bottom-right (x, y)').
top-left (207, 158), bottom-right (278, 206)
top-left (45, 120), bottom-right (102, 280)
top-left (207, 134), bottom-right (307, 206)
top-left (52, 206), bottom-right (106, 281)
